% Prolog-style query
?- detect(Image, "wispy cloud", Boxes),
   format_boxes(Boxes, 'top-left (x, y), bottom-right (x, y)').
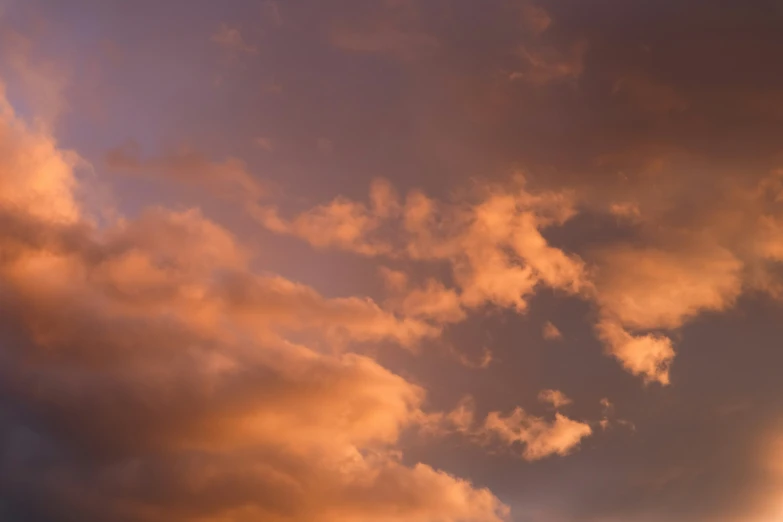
top-left (211, 23), bottom-right (258, 55)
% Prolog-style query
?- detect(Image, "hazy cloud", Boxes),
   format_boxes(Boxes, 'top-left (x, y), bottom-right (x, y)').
top-left (542, 321), bottom-right (563, 341)
top-left (211, 23), bottom-right (258, 55)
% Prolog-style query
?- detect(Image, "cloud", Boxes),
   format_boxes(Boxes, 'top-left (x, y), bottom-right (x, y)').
top-left (596, 320), bottom-right (675, 385)
top-left (423, 395), bottom-right (592, 461)
top-left (483, 408), bottom-right (592, 461)
top-left (0, 29), bottom-right (68, 127)
top-left (259, 176), bottom-right (587, 318)
top-left (542, 321), bottom-right (563, 341)
top-left (0, 90), bottom-right (508, 522)
top-left (519, 3), bottom-right (552, 36)
top-left (328, 1), bottom-right (439, 63)
top-left (510, 42), bottom-right (587, 86)
top-left (538, 389), bottom-right (573, 409)
top-left (211, 23), bottom-right (258, 55)
top-left (106, 141), bottom-right (266, 203)
top-left (398, 279), bottom-right (466, 324)
top-left (593, 244), bottom-right (743, 331)
top-left (378, 266), bottom-right (409, 292)
top-left (262, 1), bottom-right (283, 27)
top-left (609, 201), bottom-right (642, 221)
top-left (330, 25), bottom-right (439, 60)
top-left (254, 136), bottom-right (274, 151)
top-left (588, 243), bottom-right (743, 381)
top-left (254, 169), bottom-right (783, 386)
top-left (0, 86), bottom-right (79, 223)
top-left (418, 396), bottom-right (477, 437)
top-left (253, 189), bottom-right (393, 257)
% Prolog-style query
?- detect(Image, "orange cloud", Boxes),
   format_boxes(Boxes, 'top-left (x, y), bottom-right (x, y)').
top-left (483, 408), bottom-right (592, 461)
top-left (398, 279), bottom-right (466, 324)
top-left (421, 394), bottom-right (592, 461)
top-left (0, 91), bottom-right (508, 522)
top-left (542, 321), bottom-right (563, 341)
top-left (259, 176), bottom-right (587, 319)
top-left (593, 244), bottom-right (743, 331)
top-left (538, 389), bottom-right (573, 409)
top-left (0, 86), bottom-right (79, 223)
top-left (596, 319), bottom-right (675, 385)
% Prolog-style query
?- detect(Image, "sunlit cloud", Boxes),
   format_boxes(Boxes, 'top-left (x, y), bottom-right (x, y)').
top-left (4, 1), bottom-right (783, 520)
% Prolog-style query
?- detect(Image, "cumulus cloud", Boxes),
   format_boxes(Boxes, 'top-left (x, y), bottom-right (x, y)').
top-left (483, 408), bottom-right (592, 461)
top-left (0, 89), bottom-right (508, 522)
top-left (258, 176), bottom-right (587, 318)
top-left (596, 320), bottom-right (675, 385)
top-left (256, 200), bottom-right (387, 255)
top-left (254, 169), bottom-right (783, 386)
top-left (538, 389), bottom-right (573, 409)
top-left (422, 395), bottom-right (592, 461)
top-left (585, 241), bottom-right (745, 383)
top-left (0, 87), bottom-right (79, 223)
top-left (398, 279), bottom-right (466, 324)
top-left (593, 245), bottom-right (743, 331)
top-left (258, 174), bottom-right (750, 386)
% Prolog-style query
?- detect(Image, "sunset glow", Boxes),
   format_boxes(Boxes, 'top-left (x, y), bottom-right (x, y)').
top-left (2, 1), bottom-right (783, 521)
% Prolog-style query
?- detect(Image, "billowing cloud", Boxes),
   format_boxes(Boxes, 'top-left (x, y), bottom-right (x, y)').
top-left (258, 176), bottom-right (587, 317)
top-left (596, 320), bottom-right (675, 385)
top-left (483, 408), bottom-right (592, 461)
top-left (10, 1), bottom-right (783, 519)
top-left (255, 194), bottom-right (392, 256)
top-left (593, 244), bottom-right (743, 331)
top-left (586, 239), bottom-right (744, 383)
top-left (0, 88), bottom-right (507, 522)
top-left (398, 279), bottom-right (466, 324)
top-left (0, 86), bottom-right (79, 223)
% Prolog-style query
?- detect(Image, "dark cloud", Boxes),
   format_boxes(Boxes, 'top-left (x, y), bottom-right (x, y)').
top-left (3, 0), bottom-right (783, 521)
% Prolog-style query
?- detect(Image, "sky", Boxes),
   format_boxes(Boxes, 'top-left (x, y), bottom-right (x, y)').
top-left (1, 0), bottom-right (783, 521)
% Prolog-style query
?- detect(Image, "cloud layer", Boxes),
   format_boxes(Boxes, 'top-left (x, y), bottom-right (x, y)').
top-left (0, 87), bottom-right (509, 522)
top-left (5, 0), bottom-right (783, 520)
